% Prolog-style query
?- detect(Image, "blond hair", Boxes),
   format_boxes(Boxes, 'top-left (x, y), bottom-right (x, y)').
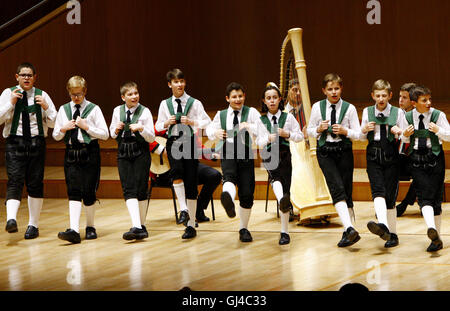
top-left (372, 79), bottom-right (392, 93)
top-left (322, 73), bottom-right (343, 88)
top-left (66, 75), bottom-right (87, 92)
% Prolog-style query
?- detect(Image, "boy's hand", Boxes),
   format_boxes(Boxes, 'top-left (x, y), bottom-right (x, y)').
top-left (75, 116), bottom-right (89, 131)
top-left (239, 122), bottom-right (249, 131)
top-left (390, 125), bottom-right (403, 136)
top-left (302, 126), bottom-right (308, 139)
top-left (215, 129), bottom-right (227, 140)
top-left (165, 115), bottom-right (177, 127)
top-left (181, 116), bottom-right (194, 126)
top-left (269, 133), bottom-right (277, 143)
top-left (129, 123), bottom-right (143, 132)
top-left (61, 120), bottom-right (76, 133)
top-left (429, 122), bottom-right (440, 134)
top-left (115, 121), bottom-right (125, 135)
top-left (403, 124), bottom-right (414, 137)
top-left (363, 121), bottom-right (376, 134)
top-left (278, 128), bottom-right (290, 138)
top-left (10, 88), bottom-right (23, 105)
top-left (35, 95), bottom-right (49, 110)
top-left (332, 124), bottom-right (347, 136)
top-left (317, 120), bottom-right (329, 133)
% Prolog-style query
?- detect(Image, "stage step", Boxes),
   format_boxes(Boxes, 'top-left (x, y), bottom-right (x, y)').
top-left (1, 166), bottom-right (449, 202)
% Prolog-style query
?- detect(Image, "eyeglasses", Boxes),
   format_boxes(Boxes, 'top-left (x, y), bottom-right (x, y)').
top-left (18, 74), bottom-right (33, 78)
top-left (70, 93), bottom-right (85, 98)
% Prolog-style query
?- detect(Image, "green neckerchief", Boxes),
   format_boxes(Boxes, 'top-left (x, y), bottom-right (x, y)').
top-left (260, 111), bottom-right (289, 149)
top-left (318, 99), bottom-right (351, 147)
top-left (166, 96), bottom-right (195, 137)
top-left (405, 109), bottom-right (441, 156)
top-left (9, 87), bottom-right (44, 136)
top-left (116, 104), bottom-right (146, 143)
top-left (63, 101), bottom-right (97, 144)
top-left (366, 105), bottom-right (399, 143)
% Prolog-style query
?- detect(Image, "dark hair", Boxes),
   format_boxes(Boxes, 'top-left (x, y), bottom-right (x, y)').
top-left (400, 82), bottom-right (416, 93)
top-left (289, 78), bottom-right (299, 89)
top-left (226, 82), bottom-right (245, 97)
top-left (261, 85), bottom-right (284, 113)
top-left (166, 68), bottom-right (184, 82)
top-left (409, 85), bottom-right (431, 102)
top-left (17, 62), bottom-right (36, 75)
top-left (322, 73), bottom-right (343, 88)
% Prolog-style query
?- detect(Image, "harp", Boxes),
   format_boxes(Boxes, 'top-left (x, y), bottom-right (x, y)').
top-left (280, 28), bottom-right (338, 224)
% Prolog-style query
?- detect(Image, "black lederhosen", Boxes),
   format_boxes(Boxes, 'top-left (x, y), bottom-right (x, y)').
top-left (366, 140), bottom-right (399, 209)
top-left (408, 146), bottom-right (445, 215)
top-left (64, 140), bottom-right (101, 206)
top-left (5, 135), bottom-right (46, 201)
top-left (220, 141), bottom-right (255, 209)
top-left (262, 143), bottom-right (292, 196)
top-left (197, 162), bottom-right (222, 210)
top-left (317, 141), bottom-right (354, 208)
top-left (166, 133), bottom-right (199, 200)
top-left (117, 137), bottom-right (150, 201)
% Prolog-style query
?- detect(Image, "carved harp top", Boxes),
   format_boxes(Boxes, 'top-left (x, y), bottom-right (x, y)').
top-left (279, 28), bottom-right (313, 125)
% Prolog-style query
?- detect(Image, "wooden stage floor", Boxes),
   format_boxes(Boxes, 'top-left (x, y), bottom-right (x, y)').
top-left (0, 198), bottom-right (449, 291)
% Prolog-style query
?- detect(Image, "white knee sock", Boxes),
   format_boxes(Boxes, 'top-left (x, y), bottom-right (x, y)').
top-left (348, 207), bottom-right (356, 224)
top-left (69, 200), bottom-right (82, 233)
top-left (422, 205), bottom-right (436, 229)
top-left (272, 181), bottom-right (284, 203)
top-left (435, 215), bottom-right (441, 234)
top-left (387, 208), bottom-right (397, 234)
top-left (186, 199), bottom-right (197, 228)
top-left (126, 199), bottom-right (142, 229)
top-left (27, 196), bottom-right (43, 228)
top-left (374, 197), bottom-right (388, 227)
top-left (335, 200), bottom-right (353, 230)
top-left (173, 182), bottom-right (187, 211)
top-left (6, 199), bottom-right (21, 221)
top-left (222, 182), bottom-right (236, 202)
top-left (85, 204), bottom-right (95, 228)
top-left (138, 200), bottom-right (148, 226)
top-left (281, 211), bottom-right (289, 234)
top-left (239, 206), bottom-right (251, 230)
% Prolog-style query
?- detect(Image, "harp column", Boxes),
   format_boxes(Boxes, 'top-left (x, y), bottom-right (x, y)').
top-left (289, 28), bottom-right (330, 202)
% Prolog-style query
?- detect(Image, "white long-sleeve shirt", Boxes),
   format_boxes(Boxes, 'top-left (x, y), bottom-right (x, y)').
top-left (155, 92), bottom-right (210, 133)
top-left (109, 103), bottom-right (155, 143)
top-left (0, 86), bottom-right (57, 138)
top-left (307, 98), bottom-right (361, 142)
top-left (206, 105), bottom-right (268, 147)
top-left (258, 110), bottom-right (304, 148)
top-left (360, 103), bottom-right (405, 141)
top-left (399, 108), bottom-right (450, 149)
top-left (53, 99), bottom-right (109, 143)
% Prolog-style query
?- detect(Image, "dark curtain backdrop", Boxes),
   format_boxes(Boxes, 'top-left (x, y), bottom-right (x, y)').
top-left (1, 0), bottom-right (449, 123)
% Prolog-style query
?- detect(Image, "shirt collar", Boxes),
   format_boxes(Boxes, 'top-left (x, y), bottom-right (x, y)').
top-left (173, 92), bottom-right (188, 103)
top-left (267, 110), bottom-right (282, 119)
top-left (375, 103), bottom-right (391, 116)
top-left (125, 103), bottom-right (139, 113)
top-left (326, 98), bottom-right (342, 108)
top-left (72, 98), bottom-right (87, 109)
top-left (228, 105), bottom-right (243, 115)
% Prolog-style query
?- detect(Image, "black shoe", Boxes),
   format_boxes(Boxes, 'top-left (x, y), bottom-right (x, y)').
top-left (177, 210), bottom-right (190, 226)
top-left (279, 193), bottom-right (291, 213)
top-left (384, 233), bottom-right (399, 248)
top-left (123, 227), bottom-right (147, 240)
top-left (367, 221), bottom-right (391, 241)
top-left (396, 202), bottom-right (408, 217)
top-left (5, 219), bottom-right (18, 233)
top-left (58, 229), bottom-right (81, 244)
top-left (196, 209), bottom-right (210, 223)
top-left (141, 225), bottom-right (149, 238)
top-left (85, 226), bottom-right (97, 240)
top-left (426, 228), bottom-right (443, 252)
top-left (337, 227), bottom-right (360, 247)
top-left (239, 228), bottom-right (253, 242)
top-left (182, 226), bottom-right (196, 239)
top-left (24, 225), bottom-right (39, 239)
top-left (279, 232), bottom-right (290, 245)
top-left (221, 192), bottom-right (236, 218)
